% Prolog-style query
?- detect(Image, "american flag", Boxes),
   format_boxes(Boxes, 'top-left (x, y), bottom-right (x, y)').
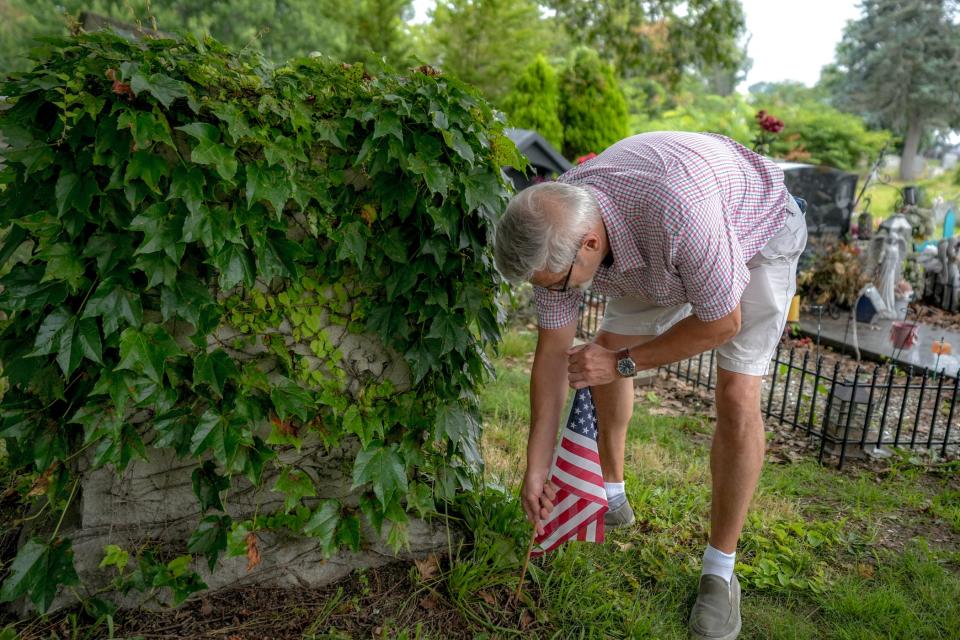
top-left (531, 387), bottom-right (608, 556)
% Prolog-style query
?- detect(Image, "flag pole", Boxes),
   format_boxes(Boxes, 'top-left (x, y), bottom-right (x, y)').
top-left (514, 526), bottom-right (537, 601)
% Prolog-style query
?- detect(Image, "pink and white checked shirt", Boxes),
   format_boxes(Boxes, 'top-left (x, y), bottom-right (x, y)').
top-left (533, 131), bottom-right (791, 329)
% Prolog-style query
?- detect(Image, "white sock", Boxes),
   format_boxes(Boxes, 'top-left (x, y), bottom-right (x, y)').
top-left (604, 481), bottom-right (626, 508)
top-left (701, 543), bottom-right (736, 584)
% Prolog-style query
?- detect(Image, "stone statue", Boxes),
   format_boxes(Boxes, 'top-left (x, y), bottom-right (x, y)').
top-left (937, 237), bottom-right (960, 310)
top-left (868, 214), bottom-right (911, 318)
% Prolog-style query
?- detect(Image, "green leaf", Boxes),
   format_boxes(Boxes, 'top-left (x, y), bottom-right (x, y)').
top-left (408, 155), bottom-right (451, 198)
top-left (125, 151), bottom-right (170, 193)
top-left (76, 317), bottom-right (103, 365)
top-left (380, 228), bottom-right (408, 263)
top-left (0, 537), bottom-right (79, 613)
top-left (270, 380), bottom-right (314, 422)
top-left (273, 467), bottom-right (317, 513)
top-left (212, 242), bottom-right (255, 290)
top-left (177, 123), bottom-right (237, 181)
top-left (54, 171), bottom-right (98, 216)
top-left (168, 164), bottom-right (206, 216)
top-left (31, 306), bottom-right (73, 357)
top-left (427, 313), bottom-right (470, 354)
top-left (351, 442), bottom-right (407, 509)
top-left (372, 111), bottom-right (403, 141)
top-left (82, 283), bottom-right (143, 336)
top-left (303, 499), bottom-right (340, 556)
top-left (117, 109), bottom-right (175, 150)
top-left (130, 71), bottom-right (189, 108)
top-left (336, 513), bottom-right (362, 552)
top-left (130, 203), bottom-right (184, 262)
top-left (193, 349), bottom-right (238, 397)
top-left (54, 316), bottom-right (82, 377)
top-left (116, 325), bottom-right (183, 384)
top-left (335, 221), bottom-right (367, 266)
top-left (190, 409), bottom-right (223, 457)
top-left (192, 461), bottom-right (229, 512)
top-left (99, 544), bottom-right (130, 572)
top-left (187, 515), bottom-right (231, 572)
top-left (38, 243), bottom-right (85, 291)
top-left (441, 128), bottom-right (474, 164)
top-left (245, 162), bottom-right (291, 215)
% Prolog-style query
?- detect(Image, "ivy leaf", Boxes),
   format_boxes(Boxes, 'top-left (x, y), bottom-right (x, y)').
top-left (0, 537), bottom-right (79, 613)
top-left (187, 515), bottom-right (231, 572)
top-left (130, 203), bottom-right (184, 262)
top-left (351, 442), bottom-right (407, 509)
top-left (54, 171), bottom-right (98, 217)
top-left (408, 155), bottom-right (451, 198)
top-left (117, 109), bottom-right (175, 150)
top-left (193, 349), bottom-right (238, 397)
top-left (38, 243), bottom-right (85, 291)
top-left (335, 221), bottom-right (367, 266)
top-left (190, 409), bottom-right (223, 457)
top-left (130, 71), bottom-right (189, 108)
top-left (0, 265), bottom-right (67, 313)
top-left (270, 379), bottom-right (314, 422)
top-left (272, 467), bottom-right (317, 513)
top-left (380, 228), bottom-right (408, 263)
top-left (82, 283), bottom-right (143, 336)
top-left (245, 162), bottom-right (291, 216)
top-left (125, 151), bottom-right (170, 193)
top-left (336, 513), bottom-right (362, 552)
top-left (372, 111), bottom-right (403, 141)
top-left (427, 313), bottom-right (470, 354)
top-left (192, 461), bottom-right (229, 512)
top-left (168, 164), bottom-right (206, 216)
top-left (116, 325), bottom-right (183, 384)
top-left (384, 266), bottom-right (419, 301)
top-left (303, 499), bottom-right (340, 556)
top-left (441, 128), bottom-right (474, 164)
top-left (31, 306), bottom-right (73, 357)
top-left (132, 251), bottom-right (179, 288)
top-left (463, 169), bottom-right (503, 217)
top-left (212, 242), bottom-right (255, 290)
top-left (54, 316), bottom-right (82, 377)
top-left (254, 233), bottom-right (302, 280)
top-left (177, 123), bottom-right (237, 181)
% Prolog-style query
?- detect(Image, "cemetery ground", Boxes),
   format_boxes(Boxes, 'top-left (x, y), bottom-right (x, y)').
top-left (4, 329), bottom-right (960, 639)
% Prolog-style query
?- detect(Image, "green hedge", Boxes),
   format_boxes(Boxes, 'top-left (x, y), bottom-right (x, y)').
top-left (0, 31), bottom-right (519, 612)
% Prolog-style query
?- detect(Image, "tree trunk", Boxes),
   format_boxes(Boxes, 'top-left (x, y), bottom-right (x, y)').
top-left (900, 117), bottom-right (923, 181)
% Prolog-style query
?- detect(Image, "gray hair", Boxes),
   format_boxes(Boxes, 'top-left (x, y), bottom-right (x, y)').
top-left (493, 182), bottom-right (601, 284)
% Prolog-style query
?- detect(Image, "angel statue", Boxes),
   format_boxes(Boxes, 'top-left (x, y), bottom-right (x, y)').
top-left (868, 215), bottom-right (911, 318)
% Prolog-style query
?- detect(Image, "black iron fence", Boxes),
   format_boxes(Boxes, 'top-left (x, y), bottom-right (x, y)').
top-left (575, 291), bottom-right (960, 469)
top-left (661, 346), bottom-right (959, 469)
top-left (921, 276), bottom-right (958, 313)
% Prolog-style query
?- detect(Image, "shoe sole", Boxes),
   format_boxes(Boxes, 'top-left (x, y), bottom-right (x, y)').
top-left (604, 514), bottom-right (635, 529)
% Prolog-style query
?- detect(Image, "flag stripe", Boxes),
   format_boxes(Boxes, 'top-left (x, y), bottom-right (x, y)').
top-left (551, 470), bottom-right (607, 503)
top-left (537, 510), bottom-right (605, 554)
top-left (539, 496), bottom-right (595, 539)
top-left (558, 440), bottom-right (603, 476)
top-left (565, 428), bottom-right (603, 453)
top-left (555, 454), bottom-right (604, 485)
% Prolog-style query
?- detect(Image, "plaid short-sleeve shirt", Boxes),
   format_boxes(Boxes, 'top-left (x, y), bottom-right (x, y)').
top-left (533, 131), bottom-right (791, 329)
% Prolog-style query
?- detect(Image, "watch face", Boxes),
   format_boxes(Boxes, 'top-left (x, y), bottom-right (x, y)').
top-left (617, 359), bottom-right (636, 376)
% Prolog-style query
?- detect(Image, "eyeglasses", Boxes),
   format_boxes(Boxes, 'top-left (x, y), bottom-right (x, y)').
top-left (545, 240), bottom-right (583, 293)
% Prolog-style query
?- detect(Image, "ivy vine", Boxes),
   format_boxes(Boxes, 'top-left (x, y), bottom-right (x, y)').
top-left (0, 30), bottom-right (522, 612)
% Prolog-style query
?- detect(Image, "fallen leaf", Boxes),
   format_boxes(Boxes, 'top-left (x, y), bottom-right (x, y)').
top-left (245, 532), bottom-right (261, 572)
top-left (200, 599), bottom-right (213, 616)
top-left (520, 608), bottom-right (535, 629)
top-left (613, 540), bottom-right (634, 552)
top-left (478, 590), bottom-right (496, 605)
top-left (419, 594), bottom-right (438, 610)
top-left (414, 553), bottom-right (439, 581)
top-left (27, 464), bottom-right (57, 498)
top-left (856, 563), bottom-right (875, 578)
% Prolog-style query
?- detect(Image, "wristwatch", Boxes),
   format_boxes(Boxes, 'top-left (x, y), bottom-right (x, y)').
top-left (615, 348), bottom-right (637, 378)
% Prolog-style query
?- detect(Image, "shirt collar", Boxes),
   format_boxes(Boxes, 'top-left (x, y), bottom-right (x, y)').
top-left (585, 185), bottom-right (645, 273)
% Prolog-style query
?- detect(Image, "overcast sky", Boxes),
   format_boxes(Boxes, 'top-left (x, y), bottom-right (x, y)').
top-left (410, 0), bottom-right (863, 91)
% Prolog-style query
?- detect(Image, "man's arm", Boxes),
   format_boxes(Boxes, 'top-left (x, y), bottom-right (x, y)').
top-left (523, 320), bottom-right (577, 533)
top-left (629, 304), bottom-right (740, 370)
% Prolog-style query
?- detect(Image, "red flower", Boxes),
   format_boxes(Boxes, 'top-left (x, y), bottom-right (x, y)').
top-left (576, 152), bottom-right (597, 165)
top-left (756, 110), bottom-right (785, 133)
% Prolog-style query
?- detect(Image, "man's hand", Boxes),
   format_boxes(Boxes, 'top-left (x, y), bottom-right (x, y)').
top-left (521, 467), bottom-right (558, 535)
top-left (566, 343), bottom-right (618, 389)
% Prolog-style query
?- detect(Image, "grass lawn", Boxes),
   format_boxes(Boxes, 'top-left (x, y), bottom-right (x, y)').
top-left (468, 328), bottom-right (960, 639)
top-left (4, 328), bottom-right (959, 639)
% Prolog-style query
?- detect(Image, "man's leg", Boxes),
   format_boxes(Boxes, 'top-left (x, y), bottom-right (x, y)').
top-left (709, 368), bottom-right (765, 554)
top-left (591, 332), bottom-right (654, 484)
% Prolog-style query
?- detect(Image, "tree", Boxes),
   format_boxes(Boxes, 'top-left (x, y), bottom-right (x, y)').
top-left (828, 0), bottom-right (960, 180)
top-left (558, 47), bottom-right (628, 158)
top-left (500, 55), bottom-right (564, 150)
top-left (543, 0), bottom-right (747, 86)
top-left (426, 0), bottom-right (564, 101)
top-left (0, 0), bottom-right (415, 70)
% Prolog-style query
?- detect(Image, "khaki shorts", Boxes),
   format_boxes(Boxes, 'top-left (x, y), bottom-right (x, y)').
top-left (599, 197), bottom-right (808, 376)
